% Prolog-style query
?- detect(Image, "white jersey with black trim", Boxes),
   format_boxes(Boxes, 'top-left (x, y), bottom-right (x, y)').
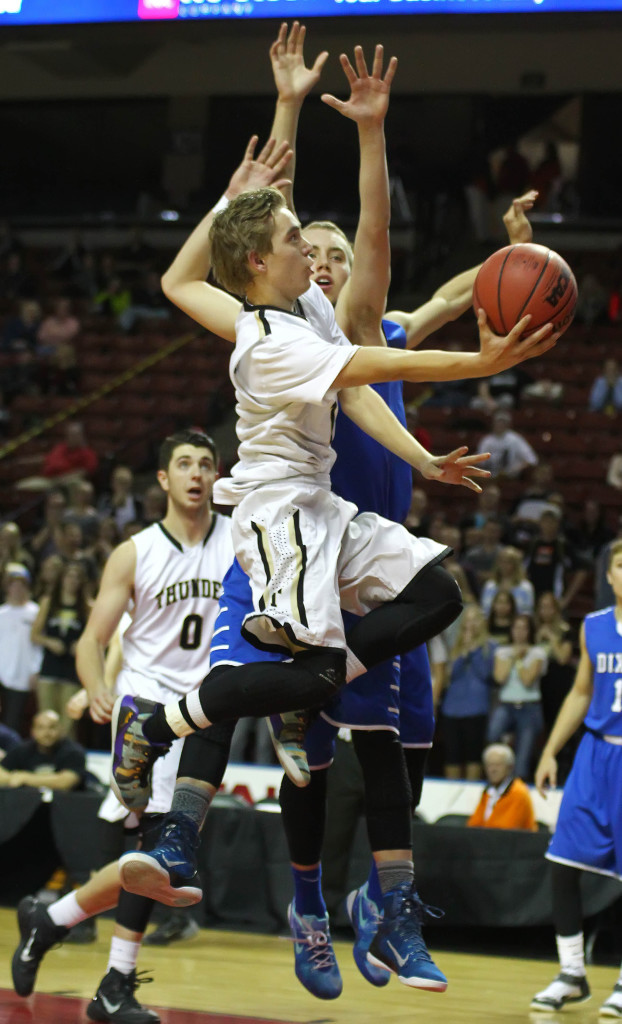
top-left (121, 515), bottom-right (234, 694)
top-left (213, 280), bottom-right (357, 508)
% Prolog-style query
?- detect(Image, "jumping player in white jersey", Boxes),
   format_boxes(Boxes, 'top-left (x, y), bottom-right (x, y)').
top-left (530, 539), bottom-right (622, 1017)
top-left (11, 429), bottom-right (234, 1024)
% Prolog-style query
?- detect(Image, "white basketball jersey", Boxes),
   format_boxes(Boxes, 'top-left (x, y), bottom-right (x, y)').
top-left (213, 281), bottom-right (356, 507)
top-left (121, 514), bottom-right (234, 694)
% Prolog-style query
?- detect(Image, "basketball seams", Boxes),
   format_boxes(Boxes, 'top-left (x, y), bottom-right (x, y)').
top-left (514, 248), bottom-right (551, 325)
top-left (496, 246), bottom-right (515, 335)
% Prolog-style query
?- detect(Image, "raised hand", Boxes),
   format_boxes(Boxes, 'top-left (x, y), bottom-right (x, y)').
top-left (321, 44), bottom-right (398, 127)
top-left (421, 446), bottom-right (491, 493)
top-left (270, 21), bottom-right (328, 104)
top-left (503, 189), bottom-right (539, 245)
top-left (225, 136), bottom-right (292, 200)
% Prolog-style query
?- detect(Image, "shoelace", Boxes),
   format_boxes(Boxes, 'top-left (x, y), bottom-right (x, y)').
top-left (279, 712), bottom-right (308, 746)
top-left (391, 894), bottom-right (444, 960)
top-left (284, 925), bottom-right (337, 971)
top-left (131, 970), bottom-right (155, 991)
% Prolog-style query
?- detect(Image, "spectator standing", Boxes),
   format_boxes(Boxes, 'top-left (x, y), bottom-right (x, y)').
top-left (31, 561), bottom-right (90, 737)
top-left (486, 588), bottom-right (518, 645)
top-left (435, 605), bottom-right (496, 781)
top-left (29, 489), bottom-right (67, 563)
top-left (588, 358), bottom-right (622, 414)
top-left (480, 546), bottom-right (535, 616)
top-left (467, 743), bottom-right (537, 831)
top-left (43, 422), bottom-right (98, 482)
top-left (64, 481), bottom-right (101, 546)
top-left (464, 518), bottom-right (504, 594)
top-left (535, 591), bottom-right (577, 784)
top-left (488, 613), bottom-right (547, 780)
top-left (477, 410), bottom-right (538, 479)
top-left (32, 555), bottom-right (64, 602)
top-left (97, 465), bottom-right (141, 533)
top-left (567, 499), bottom-right (614, 563)
top-left (525, 510), bottom-right (589, 611)
top-left (0, 565), bottom-right (42, 735)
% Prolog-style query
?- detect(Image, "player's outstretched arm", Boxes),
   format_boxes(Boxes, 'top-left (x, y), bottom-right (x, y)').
top-left (387, 190), bottom-right (540, 349)
top-left (161, 136), bottom-right (292, 340)
top-left (339, 384), bottom-right (490, 491)
top-left (535, 623), bottom-right (593, 796)
top-left (76, 540), bottom-right (136, 724)
top-left (322, 44), bottom-right (397, 344)
top-left (269, 21), bottom-right (328, 215)
top-left (333, 310), bottom-right (558, 389)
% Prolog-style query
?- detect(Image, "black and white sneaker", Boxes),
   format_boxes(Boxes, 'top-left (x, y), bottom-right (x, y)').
top-left (600, 982), bottom-right (622, 1018)
top-left (11, 895), bottom-right (69, 997)
top-left (530, 972), bottom-right (591, 1011)
top-left (87, 968), bottom-right (160, 1023)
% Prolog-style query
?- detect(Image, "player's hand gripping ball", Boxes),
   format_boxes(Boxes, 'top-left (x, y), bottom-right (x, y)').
top-left (473, 242), bottom-right (577, 338)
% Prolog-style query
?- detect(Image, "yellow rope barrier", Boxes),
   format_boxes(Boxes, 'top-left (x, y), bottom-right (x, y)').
top-left (0, 331), bottom-right (198, 462)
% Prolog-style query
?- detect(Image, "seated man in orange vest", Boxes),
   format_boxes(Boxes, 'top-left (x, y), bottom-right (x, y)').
top-left (468, 742), bottom-right (537, 831)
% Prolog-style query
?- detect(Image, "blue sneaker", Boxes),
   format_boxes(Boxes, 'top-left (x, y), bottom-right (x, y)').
top-left (111, 695), bottom-right (170, 812)
top-left (267, 711), bottom-right (310, 787)
top-left (367, 884), bottom-right (447, 991)
top-left (346, 884), bottom-right (390, 987)
top-left (119, 813), bottom-right (203, 908)
top-left (287, 901), bottom-right (342, 1000)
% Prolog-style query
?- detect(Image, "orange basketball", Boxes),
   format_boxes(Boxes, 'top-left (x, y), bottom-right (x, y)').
top-left (473, 242), bottom-right (577, 337)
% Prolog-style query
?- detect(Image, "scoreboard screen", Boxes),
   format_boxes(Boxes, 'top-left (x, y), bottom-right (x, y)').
top-left (1, 0), bottom-right (621, 27)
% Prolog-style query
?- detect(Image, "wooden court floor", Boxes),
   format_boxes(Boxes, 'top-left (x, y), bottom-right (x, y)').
top-left (0, 909), bottom-right (618, 1024)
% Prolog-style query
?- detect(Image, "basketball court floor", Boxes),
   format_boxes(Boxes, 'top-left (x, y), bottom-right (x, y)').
top-left (0, 909), bottom-right (618, 1024)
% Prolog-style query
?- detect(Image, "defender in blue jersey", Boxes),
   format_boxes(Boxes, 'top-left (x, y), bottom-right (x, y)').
top-left (531, 540), bottom-right (622, 1017)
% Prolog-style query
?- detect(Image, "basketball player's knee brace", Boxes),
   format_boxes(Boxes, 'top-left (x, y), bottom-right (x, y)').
top-left (396, 563), bottom-right (463, 636)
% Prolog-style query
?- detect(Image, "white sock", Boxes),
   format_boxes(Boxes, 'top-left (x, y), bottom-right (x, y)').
top-left (616, 963), bottom-right (622, 987)
top-left (107, 936), bottom-right (141, 976)
top-left (47, 891), bottom-right (89, 929)
top-left (556, 932), bottom-right (586, 977)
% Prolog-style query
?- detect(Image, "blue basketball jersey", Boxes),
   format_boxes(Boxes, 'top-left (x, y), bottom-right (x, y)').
top-left (330, 318), bottom-right (412, 524)
top-left (583, 607), bottom-right (622, 736)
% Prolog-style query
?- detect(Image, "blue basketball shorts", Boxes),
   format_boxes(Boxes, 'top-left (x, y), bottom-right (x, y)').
top-left (547, 730), bottom-right (622, 880)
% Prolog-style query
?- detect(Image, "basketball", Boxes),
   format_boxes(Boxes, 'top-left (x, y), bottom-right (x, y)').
top-left (473, 242), bottom-right (578, 338)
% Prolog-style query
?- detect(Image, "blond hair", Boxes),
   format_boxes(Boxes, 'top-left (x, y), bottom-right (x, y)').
top-left (451, 604), bottom-right (491, 660)
top-left (492, 546), bottom-right (526, 587)
top-left (304, 220), bottom-right (354, 269)
top-left (209, 187), bottom-right (286, 296)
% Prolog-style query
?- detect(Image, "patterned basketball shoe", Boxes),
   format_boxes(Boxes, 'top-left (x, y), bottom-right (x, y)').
top-left (12, 896), bottom-right (69, 997)
top-left (267, 710), bottom-right (310, 787)
top-left (346, 884), bottom-right (390, 987)
top-left (119, 813), bottom-right (202, 908)
top-left (87, 968), bottom-right (160, 1023)
top-left (367, 883), bottom-right (447, 991)
top-left (111, 695), bottom-right (170, 812)
top-left (530, 972), bottom-right (591, 1011)
top-left (287, 900), bottom-right (342, 999)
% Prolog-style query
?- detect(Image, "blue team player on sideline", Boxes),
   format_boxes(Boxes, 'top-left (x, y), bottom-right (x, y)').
top-left (531, 538), bottom-right (622, 1017)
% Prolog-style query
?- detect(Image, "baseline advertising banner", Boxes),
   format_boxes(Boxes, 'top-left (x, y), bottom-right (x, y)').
top-left (1, 0), bottom-right (622, 27)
